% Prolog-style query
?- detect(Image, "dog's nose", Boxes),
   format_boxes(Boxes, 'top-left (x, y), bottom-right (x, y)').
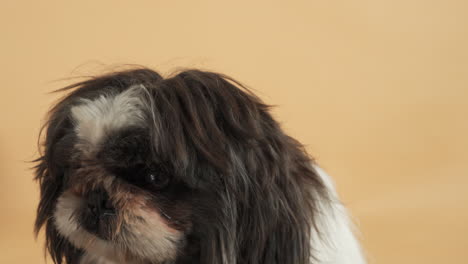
top-left (86, 189), bottom-right (115, 216)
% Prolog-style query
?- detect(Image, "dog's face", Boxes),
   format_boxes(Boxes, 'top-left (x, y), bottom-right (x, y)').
top-left (52, 85), bottom-right (191, 263)
top-left (35, 69), bottom-right (326, 264)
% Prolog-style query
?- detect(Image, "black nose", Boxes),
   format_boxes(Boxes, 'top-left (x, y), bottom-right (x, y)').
top-left (86, 189), bottom-right (115, 216)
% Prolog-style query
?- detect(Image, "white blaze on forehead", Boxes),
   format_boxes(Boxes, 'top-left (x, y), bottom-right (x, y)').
top-left (71, 85), bottom-right (147, 147)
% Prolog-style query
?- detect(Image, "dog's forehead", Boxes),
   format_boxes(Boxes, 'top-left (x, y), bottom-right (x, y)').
top-left (70, 85), bottom-right (147, 151)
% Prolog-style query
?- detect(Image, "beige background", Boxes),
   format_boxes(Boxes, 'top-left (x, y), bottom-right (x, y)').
top-left (1, 1), bottom-right (467, 263)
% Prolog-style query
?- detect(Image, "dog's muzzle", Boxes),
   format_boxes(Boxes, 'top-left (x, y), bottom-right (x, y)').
top-left (81, 188), bottom-right (116, 239)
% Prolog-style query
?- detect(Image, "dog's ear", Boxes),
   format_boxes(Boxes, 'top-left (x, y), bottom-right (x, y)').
top-left (167, 70), bottom-right (328, 264)
top-left (211, 136), bottom-right (326, 264)
top-left (34, 101), bottom-right (82, 264)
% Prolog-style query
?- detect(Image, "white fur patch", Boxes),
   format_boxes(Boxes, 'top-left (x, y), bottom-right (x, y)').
top-left (54, 191), bottom-right (181, 264)
top-left (311, 166), bottom-right (367, 264)
top-left (79, 253), bottom-right (120, 264)
top-left (54, 192), bottom-right (121, 263)
top-left (70, 85), bottom-right (147, 151)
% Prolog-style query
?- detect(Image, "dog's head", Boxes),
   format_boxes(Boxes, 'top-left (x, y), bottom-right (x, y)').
top-left (34, 68), bottom-right (327, 264)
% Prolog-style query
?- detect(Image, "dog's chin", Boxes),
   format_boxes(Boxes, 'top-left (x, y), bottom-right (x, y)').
top-left (53, 191), bottom-right (183, 264)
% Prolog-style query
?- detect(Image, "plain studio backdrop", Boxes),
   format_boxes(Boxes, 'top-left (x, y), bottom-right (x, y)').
top-left (1, 1), bottom-right (467, 263)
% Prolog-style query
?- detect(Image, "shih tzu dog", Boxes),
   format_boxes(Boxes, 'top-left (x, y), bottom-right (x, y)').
top-left (34, 68), bottom-right (366, 264)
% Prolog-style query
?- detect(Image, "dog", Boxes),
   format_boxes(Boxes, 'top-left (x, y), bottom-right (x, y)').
top-left (34, 68), bottom-right (366, 264)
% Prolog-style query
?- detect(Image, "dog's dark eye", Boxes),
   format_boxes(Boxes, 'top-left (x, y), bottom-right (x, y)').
top-left (144, 171), bottom-right (170, 189)
top-left (114, 164), bottom-right (171, 190)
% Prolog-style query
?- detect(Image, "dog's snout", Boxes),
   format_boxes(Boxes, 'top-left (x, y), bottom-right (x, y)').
top-left (81, 188), bottom-right (116, 240)
top-left (86, 189), bottom-right (115, 216)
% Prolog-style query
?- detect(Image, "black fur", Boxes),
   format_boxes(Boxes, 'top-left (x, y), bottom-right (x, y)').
top-left (34, 68), bottom-right (328, 264)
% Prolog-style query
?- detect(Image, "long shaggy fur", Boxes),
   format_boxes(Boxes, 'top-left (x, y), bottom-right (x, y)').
top-left (34, 68), bottom-right (361, 264)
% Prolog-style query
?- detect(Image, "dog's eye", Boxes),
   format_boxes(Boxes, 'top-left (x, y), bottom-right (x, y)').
top-left (113, 164), bottom-right (171, 190)
top-left (144, 171), bottom-right (170, 190)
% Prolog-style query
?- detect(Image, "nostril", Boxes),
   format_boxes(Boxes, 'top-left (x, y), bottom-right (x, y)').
top-left (104, 199), bottom-right (114, 210)
top-left (86, 189), bottom-right (114, 215)
top-left (86, 201), bottom-right (98, 216)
